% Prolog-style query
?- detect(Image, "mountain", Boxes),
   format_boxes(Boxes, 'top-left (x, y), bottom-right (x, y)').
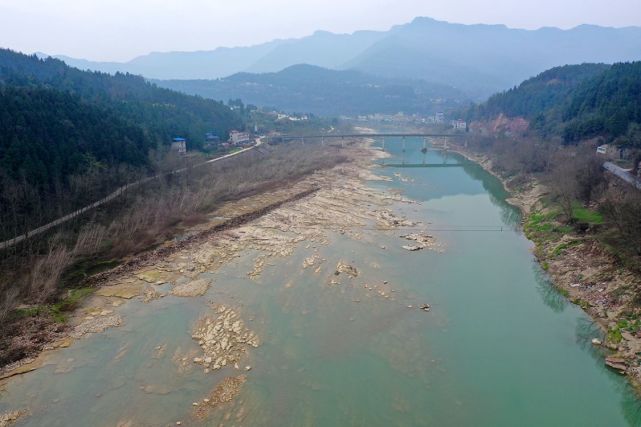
top-left (54, 30), bottom-right (386, 81)
top-left (49, 18), bottom-right (641, 98)
top-left (469, 62), bottom-right (641, 143)
top-left (345, 18), bottom-right (641, 97)
top-left (155, 64), bottom-right (465, 116)
top-left (0, 48), bottom-right (243, 193)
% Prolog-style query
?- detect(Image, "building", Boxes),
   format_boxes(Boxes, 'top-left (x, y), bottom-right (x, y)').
top-left (434, 112), bottom-right (445, 124)
top-left (596, 144), bottom-right (622, 158)
top-left (171, 137), bottom-right (187, 155)
top-left (229, 130), bottom-right (251, 145)
top-left (450, 119), bottom-right (467, 130)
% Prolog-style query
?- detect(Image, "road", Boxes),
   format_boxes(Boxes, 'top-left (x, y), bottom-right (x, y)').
top-left (0, 139), bottom-right (264, 251)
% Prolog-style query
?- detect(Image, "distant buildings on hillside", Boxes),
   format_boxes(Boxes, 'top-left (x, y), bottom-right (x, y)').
top-left (171, 137), bottom-right (187, 155)
top-left (170, 130), bottom-right (254, 154)
top-left (276, 113), bottom-right (309, 121)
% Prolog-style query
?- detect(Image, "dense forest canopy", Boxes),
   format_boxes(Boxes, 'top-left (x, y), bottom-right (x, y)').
top-left (0, 48), bottom-right (243, 190)
top-left (468, 62), bottom-right (641, 144)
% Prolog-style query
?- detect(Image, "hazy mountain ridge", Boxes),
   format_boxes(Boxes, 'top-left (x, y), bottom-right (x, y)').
top-left (50, 17), bottom-right (641, 98)
top-left (155, 64), bottom-right (466, 116)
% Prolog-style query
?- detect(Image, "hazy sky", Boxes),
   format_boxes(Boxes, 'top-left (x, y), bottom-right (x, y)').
top-left (1, 0), bottom-right (640, 61)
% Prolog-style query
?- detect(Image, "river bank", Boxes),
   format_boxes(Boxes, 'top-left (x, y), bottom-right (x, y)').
top-left (451, 144), bottom-right (641, 388)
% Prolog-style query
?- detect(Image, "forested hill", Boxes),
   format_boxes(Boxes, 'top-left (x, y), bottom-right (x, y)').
top-left (469, 62), bottom-right (641, 143)
top-left (0, 48), bottom-right (243, 191)
top-left (156, 64), bottom-right (465, 116)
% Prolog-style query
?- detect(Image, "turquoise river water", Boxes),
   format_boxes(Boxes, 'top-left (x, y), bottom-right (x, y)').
top-left (2, 137), bottom-right (641, 426)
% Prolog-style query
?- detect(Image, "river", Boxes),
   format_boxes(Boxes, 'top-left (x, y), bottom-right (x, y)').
top-left (1, 137), bottom-right (641, 426)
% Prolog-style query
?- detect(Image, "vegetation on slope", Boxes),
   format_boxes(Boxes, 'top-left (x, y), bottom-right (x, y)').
top-left (0, 48), bottom-right (244, 241)
top-left (468, 62), bottom-right (641, 144)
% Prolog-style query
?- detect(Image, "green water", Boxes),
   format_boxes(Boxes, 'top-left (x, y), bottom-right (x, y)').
top-left (2, 138), bottom-right (641, 426)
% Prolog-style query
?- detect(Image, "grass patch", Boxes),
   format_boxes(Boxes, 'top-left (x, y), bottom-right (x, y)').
top-left (608, 327), bottom-right (623, 344)
top-left (11, 306), bottom-right (46, 320)
top-left (8, 287), bottom-right (94, 323)
top-left (571, 298), bottom-right (590, 310)
top-left (572, 204), bottom-right (604, 225)
top-left (551, 240), bottom-right (581, 257)
top-left (61, 258), bottom-right (121, 288)
top-left (50, 287), bottom-right (95, 323)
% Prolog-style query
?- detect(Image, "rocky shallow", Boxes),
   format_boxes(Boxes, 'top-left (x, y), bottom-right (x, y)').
top-left (191, 305), bottom-right (259, 373)
top-left (0, 141), bottom-right (443, 424)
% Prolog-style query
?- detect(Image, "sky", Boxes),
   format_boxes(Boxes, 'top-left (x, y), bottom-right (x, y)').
top-left (1, 0), bottom-right (640, 62)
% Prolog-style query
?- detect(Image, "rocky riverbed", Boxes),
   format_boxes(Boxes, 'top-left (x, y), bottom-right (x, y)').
top-left (0, 140), bottom-right (444, 425)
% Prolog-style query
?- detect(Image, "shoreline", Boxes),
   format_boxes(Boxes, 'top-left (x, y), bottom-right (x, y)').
top-left (451, 143), bottom-right (641, 390)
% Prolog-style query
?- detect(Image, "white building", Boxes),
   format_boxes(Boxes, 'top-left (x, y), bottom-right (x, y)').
top-left (450, 119), bottom-right (467, 130)
top-left (229, 130), bottom-right (251, 145)
top-left (171, 137), bottom-right (187, 155)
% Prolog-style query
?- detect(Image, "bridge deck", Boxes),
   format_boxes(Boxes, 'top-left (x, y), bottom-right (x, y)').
top-left (271, 133), bottom-right (463, 140)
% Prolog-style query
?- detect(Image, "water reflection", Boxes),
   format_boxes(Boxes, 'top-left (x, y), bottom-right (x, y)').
top-left (533, 264), bottom-right (567, 313)
top-left (451, 155), bottom-right (521, 230)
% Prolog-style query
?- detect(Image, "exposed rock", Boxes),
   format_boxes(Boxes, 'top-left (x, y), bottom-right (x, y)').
top-left (0, 410), bottom-right (25, 427)
top-left (191, 306), bottom-right (259, 373)
top-left (194, 375), bottom-right (247, 420)
top-left (335, 261), bottom-right (359, 278)
top-left (605, 356), bottom-right (628, 373)
top-left (400, 233), bottom-right (439, 252)
top-left (303, 254), bottom-right (322, 269)
top-left (136, 269), bottom-right (170, 284)
top-left (376, 210), bottom-right (417, 228)
top-left (171, 279), bottom-right (210, 297)
top-left (70, 314), bottom-right (123, 338)
top-left (142, 286), bottom-right (162, 303)
top-left (95, 282), bottom-right (144, 299)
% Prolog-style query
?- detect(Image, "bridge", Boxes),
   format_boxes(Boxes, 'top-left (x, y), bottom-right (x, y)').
top-left (267, 132), bottom-right (465, 168)
top-left (266, 133), bottom-right (463, 143)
